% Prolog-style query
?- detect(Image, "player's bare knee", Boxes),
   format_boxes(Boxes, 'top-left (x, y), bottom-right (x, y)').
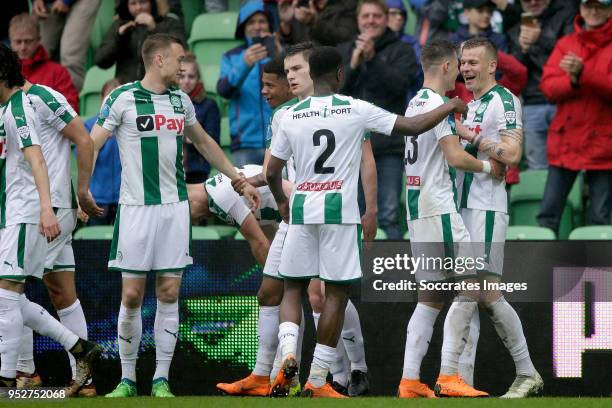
top-left (156, 287), bottom-right (179, 304)
top-left (308, 291), bottom-right (324, 312)
top-left (257, 287), bottom-right (282, 306)
top-left (122, 287), bottom-right (144, 308)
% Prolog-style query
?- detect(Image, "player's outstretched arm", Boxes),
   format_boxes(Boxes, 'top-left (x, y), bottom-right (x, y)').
top-left (239, 215), bottom-right (271, 266)
top-left (64, 118), bottom-right (103, 217)
top-left (456, 122), bottom-right (523, 167)
top-left (266, 155), bottom-right (289, 223)
top-left (439, 136), bottom-right (505, 181)
top-left (23, 145), bottom-right (61, 241)
top-left (360, 139), bottom-right (378, 241)
top-left (90, 124), bottom-right (113, 168)
top-left (393, 97), bottom-right (467, 136)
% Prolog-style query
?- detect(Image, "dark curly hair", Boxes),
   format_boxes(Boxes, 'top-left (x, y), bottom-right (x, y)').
top-left (0, 43), bottom-right (25, 88)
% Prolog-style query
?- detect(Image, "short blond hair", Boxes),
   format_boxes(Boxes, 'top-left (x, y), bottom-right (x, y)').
top-left (9, 13), bottom-right (39, 37)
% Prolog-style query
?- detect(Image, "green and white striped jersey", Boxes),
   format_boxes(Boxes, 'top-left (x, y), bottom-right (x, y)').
top-left (0, 90), bottom-right (42, 227)
top-left (96, 81), bottom-right (197, 206)
top-left (267, 98), bottom-right (298, 183)
top-left (404, 88), bottom-right (458, 220)
top-left (205, 165), bottom-right (279, 227)
top-left (271, 94), bottom-right (397, 225)
top-left (457, 84), bottom-right (522, 213)
top-left (27, 84), bottom-right (77, 209)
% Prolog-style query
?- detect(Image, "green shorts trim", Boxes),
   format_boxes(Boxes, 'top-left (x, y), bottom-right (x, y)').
top-left (109, 266), bottom-right (190, 274)
top-left (277, 272), bottom-right (319, 281)
top-left (262, 273), bottom-right (284, 281)
top-left (318, 276), bottom-right (361, 284)
top-left (44, 264), bottom-right (76, 273)
top-left (0, 275), bottom-right (42, 281)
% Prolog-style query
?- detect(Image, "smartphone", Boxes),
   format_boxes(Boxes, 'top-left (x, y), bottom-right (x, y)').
top-left (521, 12), bottom-right (538, 27)
top-left (252, 36), bottom-right (276, 58)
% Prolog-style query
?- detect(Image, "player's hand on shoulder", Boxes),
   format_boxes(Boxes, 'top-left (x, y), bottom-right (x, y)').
top-left (449, 97), bottom-right (468, 115)
top-left (489, 159), bottom-right (506, 181)
top-left (242, 184), bottom-right (262, 212)
top-left (39, 208), bottom-right (61, 242)
top-left (231, 173), bottom-right (249, 195)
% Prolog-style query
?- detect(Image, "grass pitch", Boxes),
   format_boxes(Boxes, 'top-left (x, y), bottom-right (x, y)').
top-left (7, 397), bottom-right (612, 408)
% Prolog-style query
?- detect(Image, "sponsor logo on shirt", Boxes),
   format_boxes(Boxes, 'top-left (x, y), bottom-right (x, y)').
top-left (54, 106), bottom-right (67, 117)
top-left (504, 111), bottom-right (516, 124)
top-left (136, 114), bottom-right (185, 134)
top-left (476, 101), bottom-right (488, 115)
top-left (406, 176), bottom-right (421, 186)
top-left (296, 180), bottom-right (343, 191)
top-left (16, 126), bottom-right (30, 140)
top-left (100, 103), bottom-right (111, 119)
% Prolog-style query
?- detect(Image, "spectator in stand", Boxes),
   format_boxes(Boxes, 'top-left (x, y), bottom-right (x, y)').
top-left (490, 0), bottom-right (524, 30)
top-left (83, 79), bottom-right (122, 226)
top-left (9, 13), bottom-right (79, 112)
top-left (413, 0), bottom-right (465, 45)
top-left (538, 0), bottom-right (612, 234)
top-left (507, 0), bottom-right (577, 170)
top-left (278, 0), bottom-right (359, 46)
top-left (217, 0), bottom-right (275, 166)
top-left (386, 0), bottom-right (423, 100)
top-left (95, 0), bottom-right (185, 84)
top-left (179, 53), bottom-right (221, 184)
top-left (450, 0), bottom-right (507, 51)
top-left (338, 0), bottom-right (417, 239)
top-left (32, 0), bottom-right (100, 90)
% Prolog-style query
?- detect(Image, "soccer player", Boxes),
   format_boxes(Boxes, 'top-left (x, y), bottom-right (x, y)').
top-left (398, 39), bottom-right (505, 399)
top-left (435, 37), bottom-right (542, 398)
top-left (267, 46), bottom-right (467, 398)
top-left (90, 34), bottom-right (260, 398)
top-left (15, 80), bottom-right (103, 395)
top-left (0, 43), bottom-right (101, 395)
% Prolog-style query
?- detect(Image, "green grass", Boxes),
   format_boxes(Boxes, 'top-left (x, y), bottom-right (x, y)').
top-left (7, 397), bottom-right (612, 408)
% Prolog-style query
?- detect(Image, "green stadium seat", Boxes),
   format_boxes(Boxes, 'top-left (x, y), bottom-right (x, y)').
top-left (202, 64), bottom-right (220, 94)
top-left (402, 0), bottom-right (417, 36)
top-left (181, 0), bottom-right (203, 38)
top-left (80, 65), bottom-right (116, 119)
top-left (403, 230), bottom-right (411, 240)
top-left (375, 228), bottom-right (388, 240)
top-left (73, 226), bottom-right (115, 240)
top-left (189, 12), bottom-right (241, 65)
top-left (192, 226), bottom-right (222, 240)
top-left (220, 117), bottom-right (231, 147)
top-left (206, 224), bottom-right (237, 238)
top-left (506, 226), bottom-right (556, 240)
top-left (228, 0), bottom-right (241, 11)
top-left (91, 0), bottom-right (116, 50)
top-left (568, 226), bottom-right (612, 240)
top-left (191, 39), bottom-right (242, 66)
top-left (234, 230), bottom-right (246, 240)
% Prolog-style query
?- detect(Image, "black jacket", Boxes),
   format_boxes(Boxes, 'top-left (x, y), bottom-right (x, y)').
top-left (507, 0), bottom-right (576, 105)
top-left (337, 29), bottom-right (417, 156)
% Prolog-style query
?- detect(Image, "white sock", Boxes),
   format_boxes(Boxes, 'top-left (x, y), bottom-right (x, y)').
top-left (312, 312), bottom-right (320, 330)
top-left (278, 321), bottom-right (299, 361)
top-left (342, 300), bottom-right (367, 372)
top-left (330, 336), bottom-right (349, 387)
top-left (440, 296), bottom-right (478, 376)
top-left (0, 289), bottom-right (24, 379)
top-left (308, 343), bottom-right (336, 387)
top-left (58, 299), bottom-right (88, 380)
top-left (402, 303), bottom-right (440, 379)
top-left (253, 305), bottom-right (279, 376)
top-left (16, 326), bottom-right (35, 374)
top-left (20, 294), bottom-right (78, 350)
top-left (486, 297), bottom-right (535, 376)
top-left (296, 309), bottom-right (305, 367)
top-left (458, 309), bottom-right (480, 386)
top-left (118, 304), bottom-right (142, 382)
top-left (270, 347), bottom-right (281, 382)
top-left (153, 300), bottom-right (179, 381)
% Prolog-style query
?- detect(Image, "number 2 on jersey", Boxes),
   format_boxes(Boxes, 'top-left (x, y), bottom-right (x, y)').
top-left (313, 129), bottom-right (335, 174)
top-left (404, 136), bottom-right (418, 165)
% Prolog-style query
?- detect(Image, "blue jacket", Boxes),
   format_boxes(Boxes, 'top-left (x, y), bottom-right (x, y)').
top-left (83, 116), bottom-right (121, 205)
top-left (185, 96), bottom-right (220, 176)
top-left (217, 0), bottom-right (272, 151)
top-left (450, 26), bottom-right (508, 52)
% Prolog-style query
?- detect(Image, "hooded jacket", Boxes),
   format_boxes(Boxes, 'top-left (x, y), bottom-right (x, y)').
top-left (338, 28), bottom-right (417, 156)
top-left (21, 45), bottom-right (79, 113)
top-left (217, 0), bottom-right (272, 151)
top-left (540, 15), bottom-right (612, 170)
top-left (507, 0), bottom-right (576, 105)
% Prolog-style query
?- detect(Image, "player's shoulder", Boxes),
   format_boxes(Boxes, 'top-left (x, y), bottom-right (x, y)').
top-left (489, 84), bottom-right (520, 110)
top-left (105, 81), bottom-right (139, 107)
top-left (408, 88), bottom-right (446, 111)
top-left (6, 90), bottom-right (35, 121)
top-left (273, 98), bottom-right (299, 115)
top-left (27, 84), bottom-right (74, 119)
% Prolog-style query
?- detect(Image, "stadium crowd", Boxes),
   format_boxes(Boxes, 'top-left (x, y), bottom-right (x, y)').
top-left (2, 0), bottom-right (611, 235)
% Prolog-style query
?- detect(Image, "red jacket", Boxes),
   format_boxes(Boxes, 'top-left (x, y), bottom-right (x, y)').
top-left (20, 46), bottom-right (79, 114)
top-left (540, 15), bottom-right (612, 170)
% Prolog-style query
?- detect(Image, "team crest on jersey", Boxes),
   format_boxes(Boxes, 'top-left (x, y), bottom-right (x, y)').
top-left (170, 95), bottom-right (184, 114)
top-left (476, 101), bottom-right (488, 115)
top-left (505, 111), bottom-right (516, 124)
top-left (16, 126), bottom-right (30, 140)
top-left (100, 103), bottom-right (111, 119)
top-left (54, 106), bottom-right (66, 117)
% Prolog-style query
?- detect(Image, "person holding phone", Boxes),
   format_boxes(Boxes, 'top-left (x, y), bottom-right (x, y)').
top-left (217, 0), bottom-right (276, 167)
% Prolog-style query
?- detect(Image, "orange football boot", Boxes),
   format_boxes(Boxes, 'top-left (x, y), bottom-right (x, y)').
top-left (398, 378), bottom-right (437, 398)
top-left (301, 382), bottom-right (349, 398)
top-left (269, 356), bottom-right (299, 397)
top-left (435, 374), bottom-right (489, 397)
top-left (216, 374), bottom-right (270, 396)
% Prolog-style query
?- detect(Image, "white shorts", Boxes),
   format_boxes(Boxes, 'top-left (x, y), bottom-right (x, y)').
top-left (44, 208), bottom-right (77, 274)
top-left (0, 224), bottom-right (47, 281)
top-left (262, 221), bottom-right (288, 279)
top-left (108, 201), bottom-right (192, 275)
top-left (407, 213), bottom-right (474, 282)
top-left (460, 208), bottom-right (508, 276)
top-left (279, 224), bottom-right (362, 283)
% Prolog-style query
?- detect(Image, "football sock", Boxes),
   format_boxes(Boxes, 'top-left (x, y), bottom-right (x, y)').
top-left (440, 296), bottom-right (478, 376)
top-left (402, 303), bottom-right (439, 379)
top-left (118, 304), bottom-right (142, 382)
top-left (16, 326), bottom-right (35, 375)
top-left (20, 294), bottom-right (78, 350)
top-left (458, 309), bottom-right (480, 386)
top-left (308, 343), bottom-right (336, 388)
top-left (253, 305), bottom-right (280, 376)
top-left (278, 321), bottom-right (299, 361)
top-left (0, 289), bottom-right (23, 379)
top-left (153, 300), bottom-right (179, 381)
top-left (58, 299), bottom-right (88, 380)
top-left (486, 297), bottom-right (535, 376)
top-left (330, 338), bottom-right (349, 387)
top-left (296, 309), bottom-right (305, 367)
top-left (342, 300), bottom-right (367, 372)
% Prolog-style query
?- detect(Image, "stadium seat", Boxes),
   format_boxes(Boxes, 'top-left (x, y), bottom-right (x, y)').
top-left (506, 226), bottom-right (556, 240)
top-left (402, 0), bottom-right (417, 36)
top-left (80, 65), bottom-right (116, 118)
top-left (202, 64), bottom-right (220, 94)
top-left (568, 226), bottom-right (612, 240)
top-left (73, 226), bottom-right (115, 240)
top-left (206, 224), bottom-right (237, 238)
top-left (510, 170), bottom-right (581, 239)
top-left (403, 230), bottom-right (411, 240)
top-left (192, 226), bottom-right (222, 240)
top-left (181, 0), bottom-right (203, 37)
top-left (228, 0), bottom-right (241, 11)
top-left (220, 117), bottom-right (231, 148)
top-left (375, 228), bottom-right (388, 240)
top-left (189, 12), bottom-right (242, 66)
top-left (90, 0), bottom-right (116, 50)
